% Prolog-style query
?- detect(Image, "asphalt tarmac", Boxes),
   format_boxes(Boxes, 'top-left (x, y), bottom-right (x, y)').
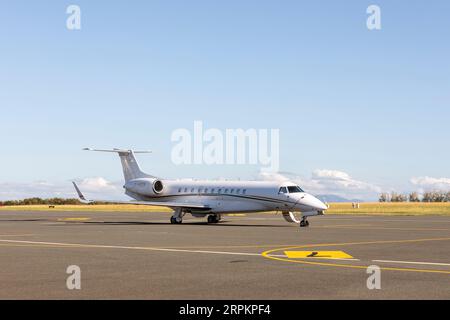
top-left (0, 210), bottom-right (449, 299)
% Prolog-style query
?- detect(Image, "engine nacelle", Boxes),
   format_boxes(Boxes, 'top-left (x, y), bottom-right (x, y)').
top-left (124, 178), bottom-right (164, 196)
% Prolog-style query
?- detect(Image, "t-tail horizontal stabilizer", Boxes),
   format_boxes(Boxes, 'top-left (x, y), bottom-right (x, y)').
top-left (82, 148), bottom-right (152, 154)
top-left (82, 147), bottom-right (155, 182)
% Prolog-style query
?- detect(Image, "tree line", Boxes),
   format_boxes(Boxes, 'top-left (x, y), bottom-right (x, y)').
top-left (379, 191), bottom-right (450, 202)
top-left (0, 198), bottom-right (82, 206)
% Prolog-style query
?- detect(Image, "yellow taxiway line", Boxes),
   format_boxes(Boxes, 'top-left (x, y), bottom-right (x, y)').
top-left (262, 237), bottom-right (450, 274)
top-left (284, 250), bottom-right (354, 259)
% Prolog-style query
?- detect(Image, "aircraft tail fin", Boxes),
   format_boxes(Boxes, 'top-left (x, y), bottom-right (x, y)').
top-left (83, 148), bottom-right (156, 182)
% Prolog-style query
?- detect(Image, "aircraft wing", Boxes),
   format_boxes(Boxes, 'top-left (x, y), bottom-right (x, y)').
top-left (72, 182), bottom-right (210, 210)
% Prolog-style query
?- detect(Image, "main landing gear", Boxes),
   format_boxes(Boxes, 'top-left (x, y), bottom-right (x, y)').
top-left (299, 217), bottom-right (310, 228)
top-left (170, 216), bottom-right (182, 224)
top-left (170, 209), bottom-right (185, 224)
top-left (207, 214), bottom-right (221, 224)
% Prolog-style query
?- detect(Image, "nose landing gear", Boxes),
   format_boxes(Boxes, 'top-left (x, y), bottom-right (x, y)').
top-left (299, 217), bottom-right (309, 227)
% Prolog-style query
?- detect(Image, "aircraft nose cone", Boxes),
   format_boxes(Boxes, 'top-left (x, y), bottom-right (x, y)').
top-left (316, 200), bottom-right (328, 211)
top-left (304, 194), bottom-right (328, 211)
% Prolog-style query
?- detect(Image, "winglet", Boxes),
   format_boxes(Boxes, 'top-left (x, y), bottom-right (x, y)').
top-left (72, 181), bottom-right (93, 204)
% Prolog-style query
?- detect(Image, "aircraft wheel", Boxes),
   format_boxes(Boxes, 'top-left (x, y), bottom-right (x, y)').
top-left (170, 217), bottom-right (182, 224)
top-left (207, 215), bottom-right (219, 224)
top-left (299, 219), bottom-right (309, 227)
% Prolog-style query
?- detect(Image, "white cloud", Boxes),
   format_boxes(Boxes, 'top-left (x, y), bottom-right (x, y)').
top-left (312, 169), bottom-right (381, 193)
top-left (78, 177), bottom-right (118, 192)
top-left (410, 176), bottom-right (450, 191)
top-left (260, 169), bottom-right (381, 200)
top-left (259, 171), bottom-right (290, 182)
top-left (312, 169), bottom-right (352, 181)
top-left (0, 177), bottom-right (126, 201)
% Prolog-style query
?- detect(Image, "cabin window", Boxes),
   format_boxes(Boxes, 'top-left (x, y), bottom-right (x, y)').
top-left (230, 189), bottom-right (234, 194)
top-left (204, 188), bottom-right (208, 193)
top-left (211, 188), bottom-right (215, 193)
top-left (198, 188), bottom-right (203, 193)
top-left (236, 189), bottom-right (240, 194)
top-left (191, 188), bottom-right (195, 193)
top-left (184, 188), bottom-right (187, 192)
top-left (218, 189), bottom-right (222, 193)
top-left (279, 187), bottom-right (288, 194)
top-left (178, 188), bottom-right (182, 193)
top-left (287, 186), bottom-right (304, 193)
top-left (224, 189), bottom-right (229, 193)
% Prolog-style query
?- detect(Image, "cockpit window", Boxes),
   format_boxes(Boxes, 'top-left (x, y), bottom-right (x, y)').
top-left (278, 187), bottom-right (288, 194)
top-left (287, 186), bottom-right (304, 193)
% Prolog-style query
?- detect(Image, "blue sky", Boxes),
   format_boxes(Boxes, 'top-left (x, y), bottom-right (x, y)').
top-left (0, 1), bottom-right (449, 200)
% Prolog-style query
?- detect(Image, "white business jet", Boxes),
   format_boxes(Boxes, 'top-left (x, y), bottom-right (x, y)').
top-left (72, 148), bottom-right (327, 227)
